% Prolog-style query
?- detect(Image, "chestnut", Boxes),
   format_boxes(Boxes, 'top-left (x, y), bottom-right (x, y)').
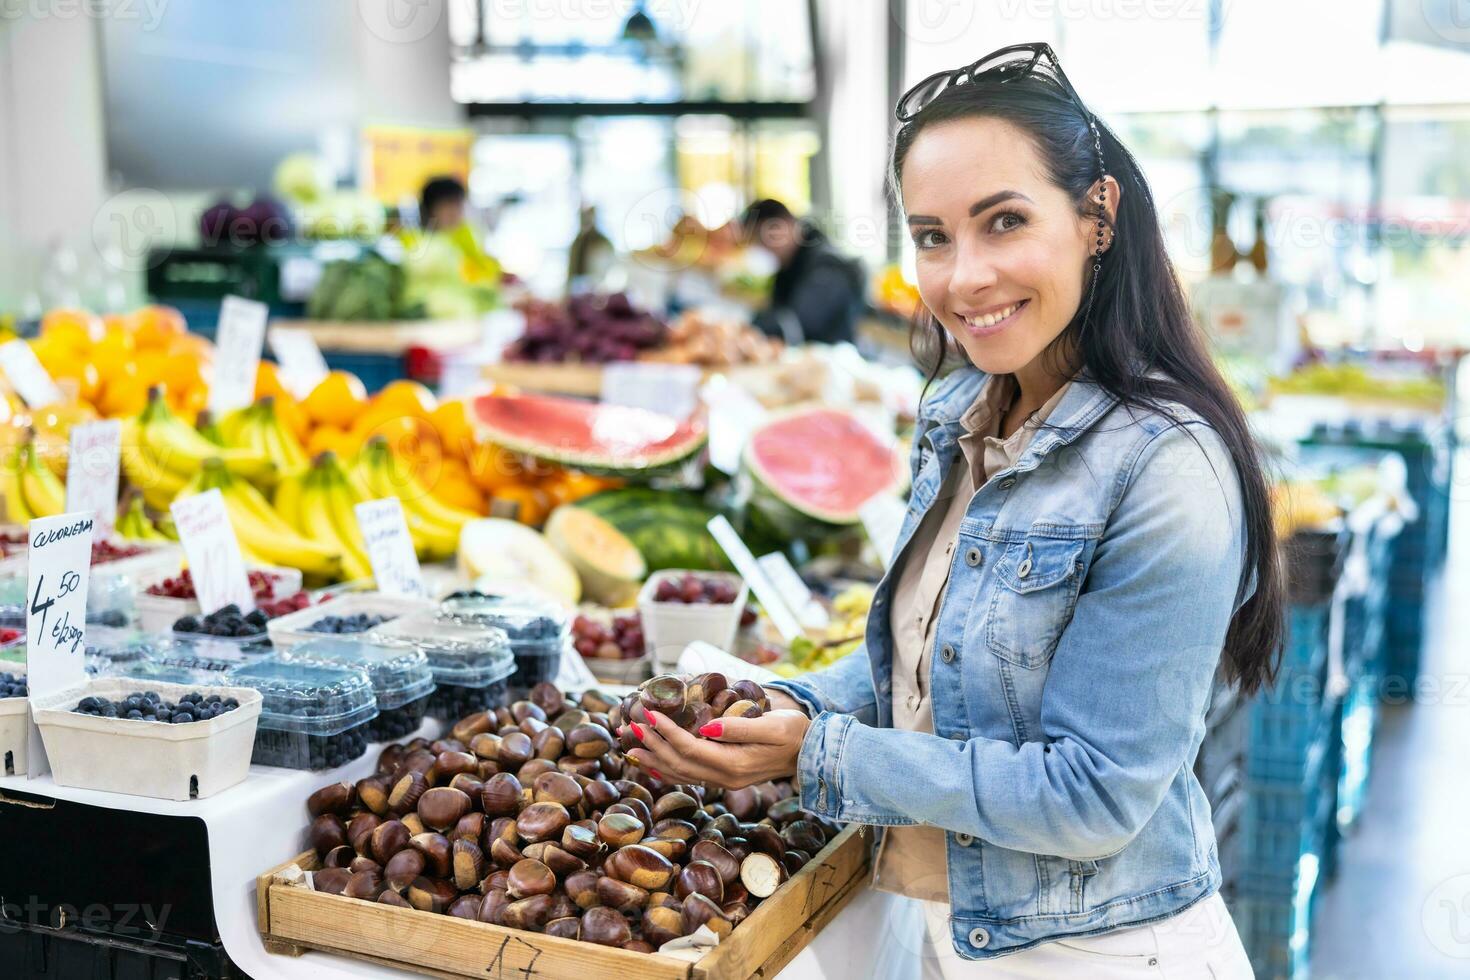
top-left (369, 820), bottom-right (411, 865)
top-left (565, 869), bottom-right (602, 910)
top-left (407, 877), bottom-right (459, 914)
top-left (708, 690), bottom-right (738, 716)
top-left (503, 894), bottom-right (555, 932)
top-left (499, 731), bottom-right (534, 767)
top-left (430, 750), bottom-right (478, 785)
top-left (561, 822), bottom-right (602, 860)
top-left (675, 861), bottom-right (726, 904)
top-left (388, 771), bottom-right (429, 815)
top-left (307, 781), bottom-right (357, 818)
top-left (767, 797), bottom-right (803, 825)
top-left (349, 856), bottom-right (382, 876)
top-left (581, 907), bottom-right (632, 947)
top-left (519, 716), bottom-right (549, 738)
top-left (447, 895), bottom-right (481, 920)
top-left (721, 788), bottom-right (760, 822)
top-left (378, 889), bottom-right (412, 909)
top-left (689, 840), bottom-right (741, 887)
top-left (452, 839), bottom-right (488, 892)
top-left (651, 792), bottom-right (699, 824)
top-left (477, 760), bottom-right (503, 780)
top-left (614, 780), bottom-right (655, 809)
top-left (598, 812), bottom-right (644, 849)
top-left (640, 674), bottom-right (687, 716)
top-left (567, 723), bottom-right (614, 760)
top-left (553, 708), bottom-right (590, 735)
top-left (726, 837), bottom-right (752, 863)
top-left (480, 773), bottom-right (523, 817)
top-left (596, 876), bottom-right (649, 914)
top-left (547, 893), bottom-right (579, 921)
top-left (639, 837), bottom-right (687, 863)
top-left (418, 787), bottom-right (473, 832)
top-left (531, 726), bottom-right (566, 761)
top-left (377, 744), bottom-right (405, 774)
top-left (722, 699), bottom-right (763, 719)
top-left (642, 904), bottom-right (686, 947)
top-left (346, 812), bottom-right (382, 854)
top-left (384, 848), bottom-right (427, 891)
top-left (409, 833), bottom-right (453, 878)
top-left (469, 732), bottom-right (503, 761)
top-left (343, 870), bottom-right (385, 901)
top-left (506, 858), bottom-right (556, 899)
top-left (686, 671), bottom-right (727, 705)
top-left (616, 796), bottom-right (653, 831)
top-left (538, 844), bottom-right (586, 877)
top-left (529, 681), bottom-right (563, 716)
top-left (652, 819), bottom-right (697, 842)
top-left (531, 771), bottom-right (582, 809)
top-left (308, 814), bottom-right (348, 857)
top-left (483, 868), bottom-right (511, 893)
top-left (313, 868), bottom-right (352, 895)
top-left (490, 836), bottom-right (525, 868)
top-left (648, 891), bottom-right (682, 912)
top-left (727, 882), bottom-right (751, 907)
top-left (517, 758), bottom-right (559, 784)
top-left (477, 888), bottom-right (510, 925)
top-left (452, 812), bottom-right (487, 844)
top-left (449, 774), bottom-right (485, 801)
top-left (729, 679), bottom-right (768, 707)
top-left (623, 939), bottom-right (655, 954)
top-left (400, 813), bottom-right (428, 837)
top-left (682, 893), bottom-right (733, 938)
top-left (517, 802), bottom-right (572, 844)
top-left (605, 844), bottom-right (676, 891)
top-left (580, 689), bottom-right (617, 713)
top-left (783, 850), bottom-right (810, 875)
top-left (745, 823), bottom-right (787, 859)
top-left (783, 820), bottom-right (828, 855)
top-left (322, 845), bottom-right (354, 869)
top-left (451, 711), bottom-right (494, 744)
top-left (710, 813), bottom-right (741, 838)
top-left (721, 901), bottom-right (751, 927)
top-left (740, 851), bottom-right (786, 898)
top-left (545, 916), bottom-right (580, 941)
top-left (511, 700), bottom-right (547, 724)
top-left (683, 701), bottom-right (715, 734)
top-left (356, 775), bottom-right (392, 816)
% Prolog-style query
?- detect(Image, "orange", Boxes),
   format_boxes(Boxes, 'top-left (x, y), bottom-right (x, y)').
top-left (465, 440), bottom-right (526, 492)
top-left (40, 309), bottom-right (103, 350)
top-left (540, 469), bottom-right (613, 507)
top-left (99, 367), bottom-right (149, 418)
top-left (168, 385), bottom-right (209, 425)
top-left (93, 330), bottom-right (139, 383)
top-left (429, 458), bottom-right (488, 515)
top-left (429, 398), bottom-right (474, 459)
top-left (373, 380), bottom-right (437, 422)
top-left (301, 370), bottom-right (368, 429)
top-left (159, 351), bottom-right (206, 395)
top-left (306, 425), bottom-right (354, 459)
top-left (133, 349), bottom-right (169, 387)
top-left (46, 361), bottom-right (102, 404)
top-left (129, 305), bottom-right (188, 350)
top-left (491, 485), bottom-right (548, 527)
top-left (166, 332), bottom-right (214, 363)
top-left (254, 360), bottom-right (288, 400)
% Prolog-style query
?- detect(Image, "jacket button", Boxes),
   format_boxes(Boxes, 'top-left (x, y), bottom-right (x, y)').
top-left (964, 547), bottom-right (982, 567)
top-left (954, 832), bottom-right (973, 847)
top-left (949, 732), bottom-right (966, 741)
top-left (1000, 478), bottom-right (1015, 490)
top-left (968, 927), bottom-right (990, 949)
top-left (940, 644), bottom-right (956, 664)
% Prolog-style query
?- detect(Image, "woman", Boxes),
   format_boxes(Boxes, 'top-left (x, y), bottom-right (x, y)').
top-left (626, 44), bottom-right (1280, 976)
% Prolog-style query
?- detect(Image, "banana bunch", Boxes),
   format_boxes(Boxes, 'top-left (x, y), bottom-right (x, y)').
top-left (217, 397), bottom-right (309, 479)
top-left (349, 437), bottom-right (478, 562)
top-left (124, 389), bottom-right (274, 510)
top-left (116, 493), bottom-right (171, 542)
top-left (782, 583), bottom-right (874, 674)
top-left (0, 438), bottom-right (67, 523)
top-left (175, 458), bottom-right (343, 582)
top-left (275, 453), bottom-right (373, 582)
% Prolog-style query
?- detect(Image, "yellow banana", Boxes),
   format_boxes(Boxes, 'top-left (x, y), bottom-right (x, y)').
top-left (117, 495), bottom-right (169, 542)
top-left (121, 425), bottom-right (189, 511)
top-left (272, 471), bottom-right (306, 533)
top-left (0, 451), bottom-right (33, 524)
top-left (295, 470), bottom-right (363, 581)
top-left (258, 399), bottom-right (309, 473)
top-left (320, 464), bottom-right (373, 582)
top-left (19, 442), bottom-right (66, 518)
top-left (353, 439), bottom-right (458, 559)
top-left (137, 389), bottom-right (275, 483)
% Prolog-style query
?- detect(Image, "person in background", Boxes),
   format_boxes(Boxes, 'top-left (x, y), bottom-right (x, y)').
top-left (419, 176), bottom-right (468, 233)
top-left (741, 199), bottom-right (865, 346)
top-left (404, 175), bottom-right (501, 299)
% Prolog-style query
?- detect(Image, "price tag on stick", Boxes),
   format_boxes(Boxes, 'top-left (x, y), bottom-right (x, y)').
top-left (25, 512), bottom-right (97, 777)
top-left (208, 295), bottom-right (268, 415)
top-left (706, 515), bottom-right (803, 642)
top-left (268, 326), bottom-right (330, 399)
top-left (65, 420), bottom-right (122, 532)
top-left (0, 339), bottom-right (63, 408)
top-left (171, 489), bottom-right (254, 614)
top-left (355, 498), bottom-right (427, 597)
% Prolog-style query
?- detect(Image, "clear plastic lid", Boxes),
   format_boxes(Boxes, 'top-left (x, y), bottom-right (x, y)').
top-left (437, 594), bottom-right (569, 649)
top-left (367, 612), bottom-right (516, 688)
top-left (116, 659), bottom-right (228, 688)
top-left (83, 627), bottom-right (154, 675)
top-left (225, 656), bottom-right (378, 736)
top-left (149, 633), bottom-right (274, 673)
top-left (282, 638), bottom-right (435, 711)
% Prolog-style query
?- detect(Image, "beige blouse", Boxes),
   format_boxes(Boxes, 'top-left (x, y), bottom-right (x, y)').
top-left (873, 374), bottom-right (1073, 903)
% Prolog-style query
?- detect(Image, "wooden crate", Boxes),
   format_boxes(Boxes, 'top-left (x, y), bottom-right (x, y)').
top-left (257, 825), bottom-right (869, 980)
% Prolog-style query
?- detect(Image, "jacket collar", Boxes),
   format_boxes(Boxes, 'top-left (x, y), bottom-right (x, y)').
top-left (919, 367), bottom-right (1118, 450)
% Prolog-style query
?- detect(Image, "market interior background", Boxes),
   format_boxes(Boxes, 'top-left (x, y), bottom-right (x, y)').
top-left (1, 1), bottom-right (1469, 979)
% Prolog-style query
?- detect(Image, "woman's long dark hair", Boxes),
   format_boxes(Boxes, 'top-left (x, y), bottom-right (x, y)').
top-left (891, 71), bottom-right (1283, 695)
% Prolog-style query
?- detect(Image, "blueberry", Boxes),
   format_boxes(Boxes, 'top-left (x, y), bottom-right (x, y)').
top-left (173, 711), bottom-right (193, 724)
top-left (246, 610), bottom-right (267, 627)
top-left (126, 709), bottom-right (143, 719)
top-left (175, 615), bottom-right (200, 632)
top-left (101, 703), bottom-right (118, 717)
top-left (223, 697), bottom-right (239, 708)
top-left (218, 604), bottom-right (240, 617)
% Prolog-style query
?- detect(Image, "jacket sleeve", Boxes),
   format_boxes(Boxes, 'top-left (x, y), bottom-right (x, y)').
top-left (789, 422), bottom-right (1247, 860)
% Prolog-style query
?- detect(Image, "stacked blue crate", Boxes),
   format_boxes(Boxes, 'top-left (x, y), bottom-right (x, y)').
top-left (1239, 601), bottom-right (1337, 980)
top-left (1335, 513), bottom-right (1397, 831)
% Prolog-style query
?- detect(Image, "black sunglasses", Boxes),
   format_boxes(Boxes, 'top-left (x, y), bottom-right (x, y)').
top-left (895, 42), bottom-right (1092, 126)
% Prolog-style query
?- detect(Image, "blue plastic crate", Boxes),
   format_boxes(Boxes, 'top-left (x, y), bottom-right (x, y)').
top-left (1236, 873), bottom-right (1320, 980)
top-left (1336, 676), bottom-right (1379, 833)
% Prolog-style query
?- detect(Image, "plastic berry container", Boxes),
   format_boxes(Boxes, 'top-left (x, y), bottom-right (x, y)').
top-left (266, 592), bottom-right (434, 652)
top-left (281, 637), bottom-right (435, 743)
top-left (437, 594), bottom-right (568, 693)
top-left (150, 634), bottom-right (274, 674)
top-left (224, 656), bottom-right (378, 771)
top-left (0, 663), bottom-right (29, 776)
top-left (368, 613), bottom-right (516, 721)
top-left (82, 627), bottom-right (155, 677)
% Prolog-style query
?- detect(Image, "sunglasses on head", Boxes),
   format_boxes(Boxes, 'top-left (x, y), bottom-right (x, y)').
top-left (895, 42), bottom-right (1092, 127)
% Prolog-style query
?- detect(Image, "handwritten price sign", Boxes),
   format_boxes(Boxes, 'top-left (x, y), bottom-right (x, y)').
top-left (65, 420), bottom-right (122, 531)
top-left (354, 498), bottom-right (426, 598)
top-left (207, 295), bottom-right (268, 415)
top-left (171, 489), bottom-right (254, 614)
top-left (25, 512), bottom-right (96, 775)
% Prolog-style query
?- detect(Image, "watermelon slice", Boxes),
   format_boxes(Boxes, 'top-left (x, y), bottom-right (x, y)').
top-left (744, 406), bottom-right (904, 533)
top-left (471, 391), bottom-right (706, 476)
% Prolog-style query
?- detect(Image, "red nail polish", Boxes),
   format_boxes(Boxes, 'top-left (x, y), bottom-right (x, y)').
top-left (647, 713), bottom-right (656, 728)
top-left (631, 722), bottom-right (644, 740)
top-left (699, 722), bottom-right (723, 738)
top-left (649, 769), bottom-right (662, 779)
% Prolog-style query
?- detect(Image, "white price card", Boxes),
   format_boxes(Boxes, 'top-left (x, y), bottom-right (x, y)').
top-left (553, 646), bottom-right (600, 693)
top-left (25, 512), bottom-right (96, 776)
top-left (757, 552), bottom-right (829, 630)
top-left (0, 339), bottom-right (62, 408)
top-left (354, 498), bottom-right (427, 598)
top-left (267, 326), bottom-right (330, 399)
top-left (171, 489), bottom-right (254, 614)
top-left (859, 494), bottom-right (908, 570)
top-left (65, 420), bottom-right (122, 531)
top-left (207, 295), bottom-right (269, 415)
top-left (702, 378), bottom-right (767, 476)
top-left (705, 515), bottom-right (803, 642)
top-left (601, 362), bottom-right (702, 420)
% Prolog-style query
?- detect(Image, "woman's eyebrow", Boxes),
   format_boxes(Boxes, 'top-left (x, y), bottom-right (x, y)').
top-left (906, 190), bottom-right (1035, 226)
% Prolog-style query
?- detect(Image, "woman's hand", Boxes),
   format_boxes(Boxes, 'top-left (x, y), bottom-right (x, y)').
top-left (622, 710), bottom-right (810, 790)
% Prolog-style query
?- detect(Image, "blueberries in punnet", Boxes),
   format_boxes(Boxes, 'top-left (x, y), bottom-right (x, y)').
top-left (71, 690), bottom-right (241, 724)
top-left (305, 613), bottom-right (391, 635)
top-left (173, 606), bottom-right (270, 638)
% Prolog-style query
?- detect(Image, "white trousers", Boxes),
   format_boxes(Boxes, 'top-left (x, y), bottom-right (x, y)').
top-left (919, 893), bottom-right (1255, 979)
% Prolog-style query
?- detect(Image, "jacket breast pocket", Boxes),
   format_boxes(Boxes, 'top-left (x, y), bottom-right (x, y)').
top-left (985, 537), bottom-right (1087, 669)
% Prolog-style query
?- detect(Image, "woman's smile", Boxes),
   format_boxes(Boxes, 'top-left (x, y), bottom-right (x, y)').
top-left (956, 298), bottom-right (1029, 338)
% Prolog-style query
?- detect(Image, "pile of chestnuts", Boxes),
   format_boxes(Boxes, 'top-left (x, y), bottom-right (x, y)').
top-left (300, 679), bottom-right (838, 952)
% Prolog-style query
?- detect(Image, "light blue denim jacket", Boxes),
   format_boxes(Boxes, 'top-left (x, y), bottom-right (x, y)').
top-left (770, 368), bottom-right (1251, 958)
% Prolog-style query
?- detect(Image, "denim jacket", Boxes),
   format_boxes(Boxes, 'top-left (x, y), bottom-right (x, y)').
top-left (770, 368), bottom-right (1250, 958)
